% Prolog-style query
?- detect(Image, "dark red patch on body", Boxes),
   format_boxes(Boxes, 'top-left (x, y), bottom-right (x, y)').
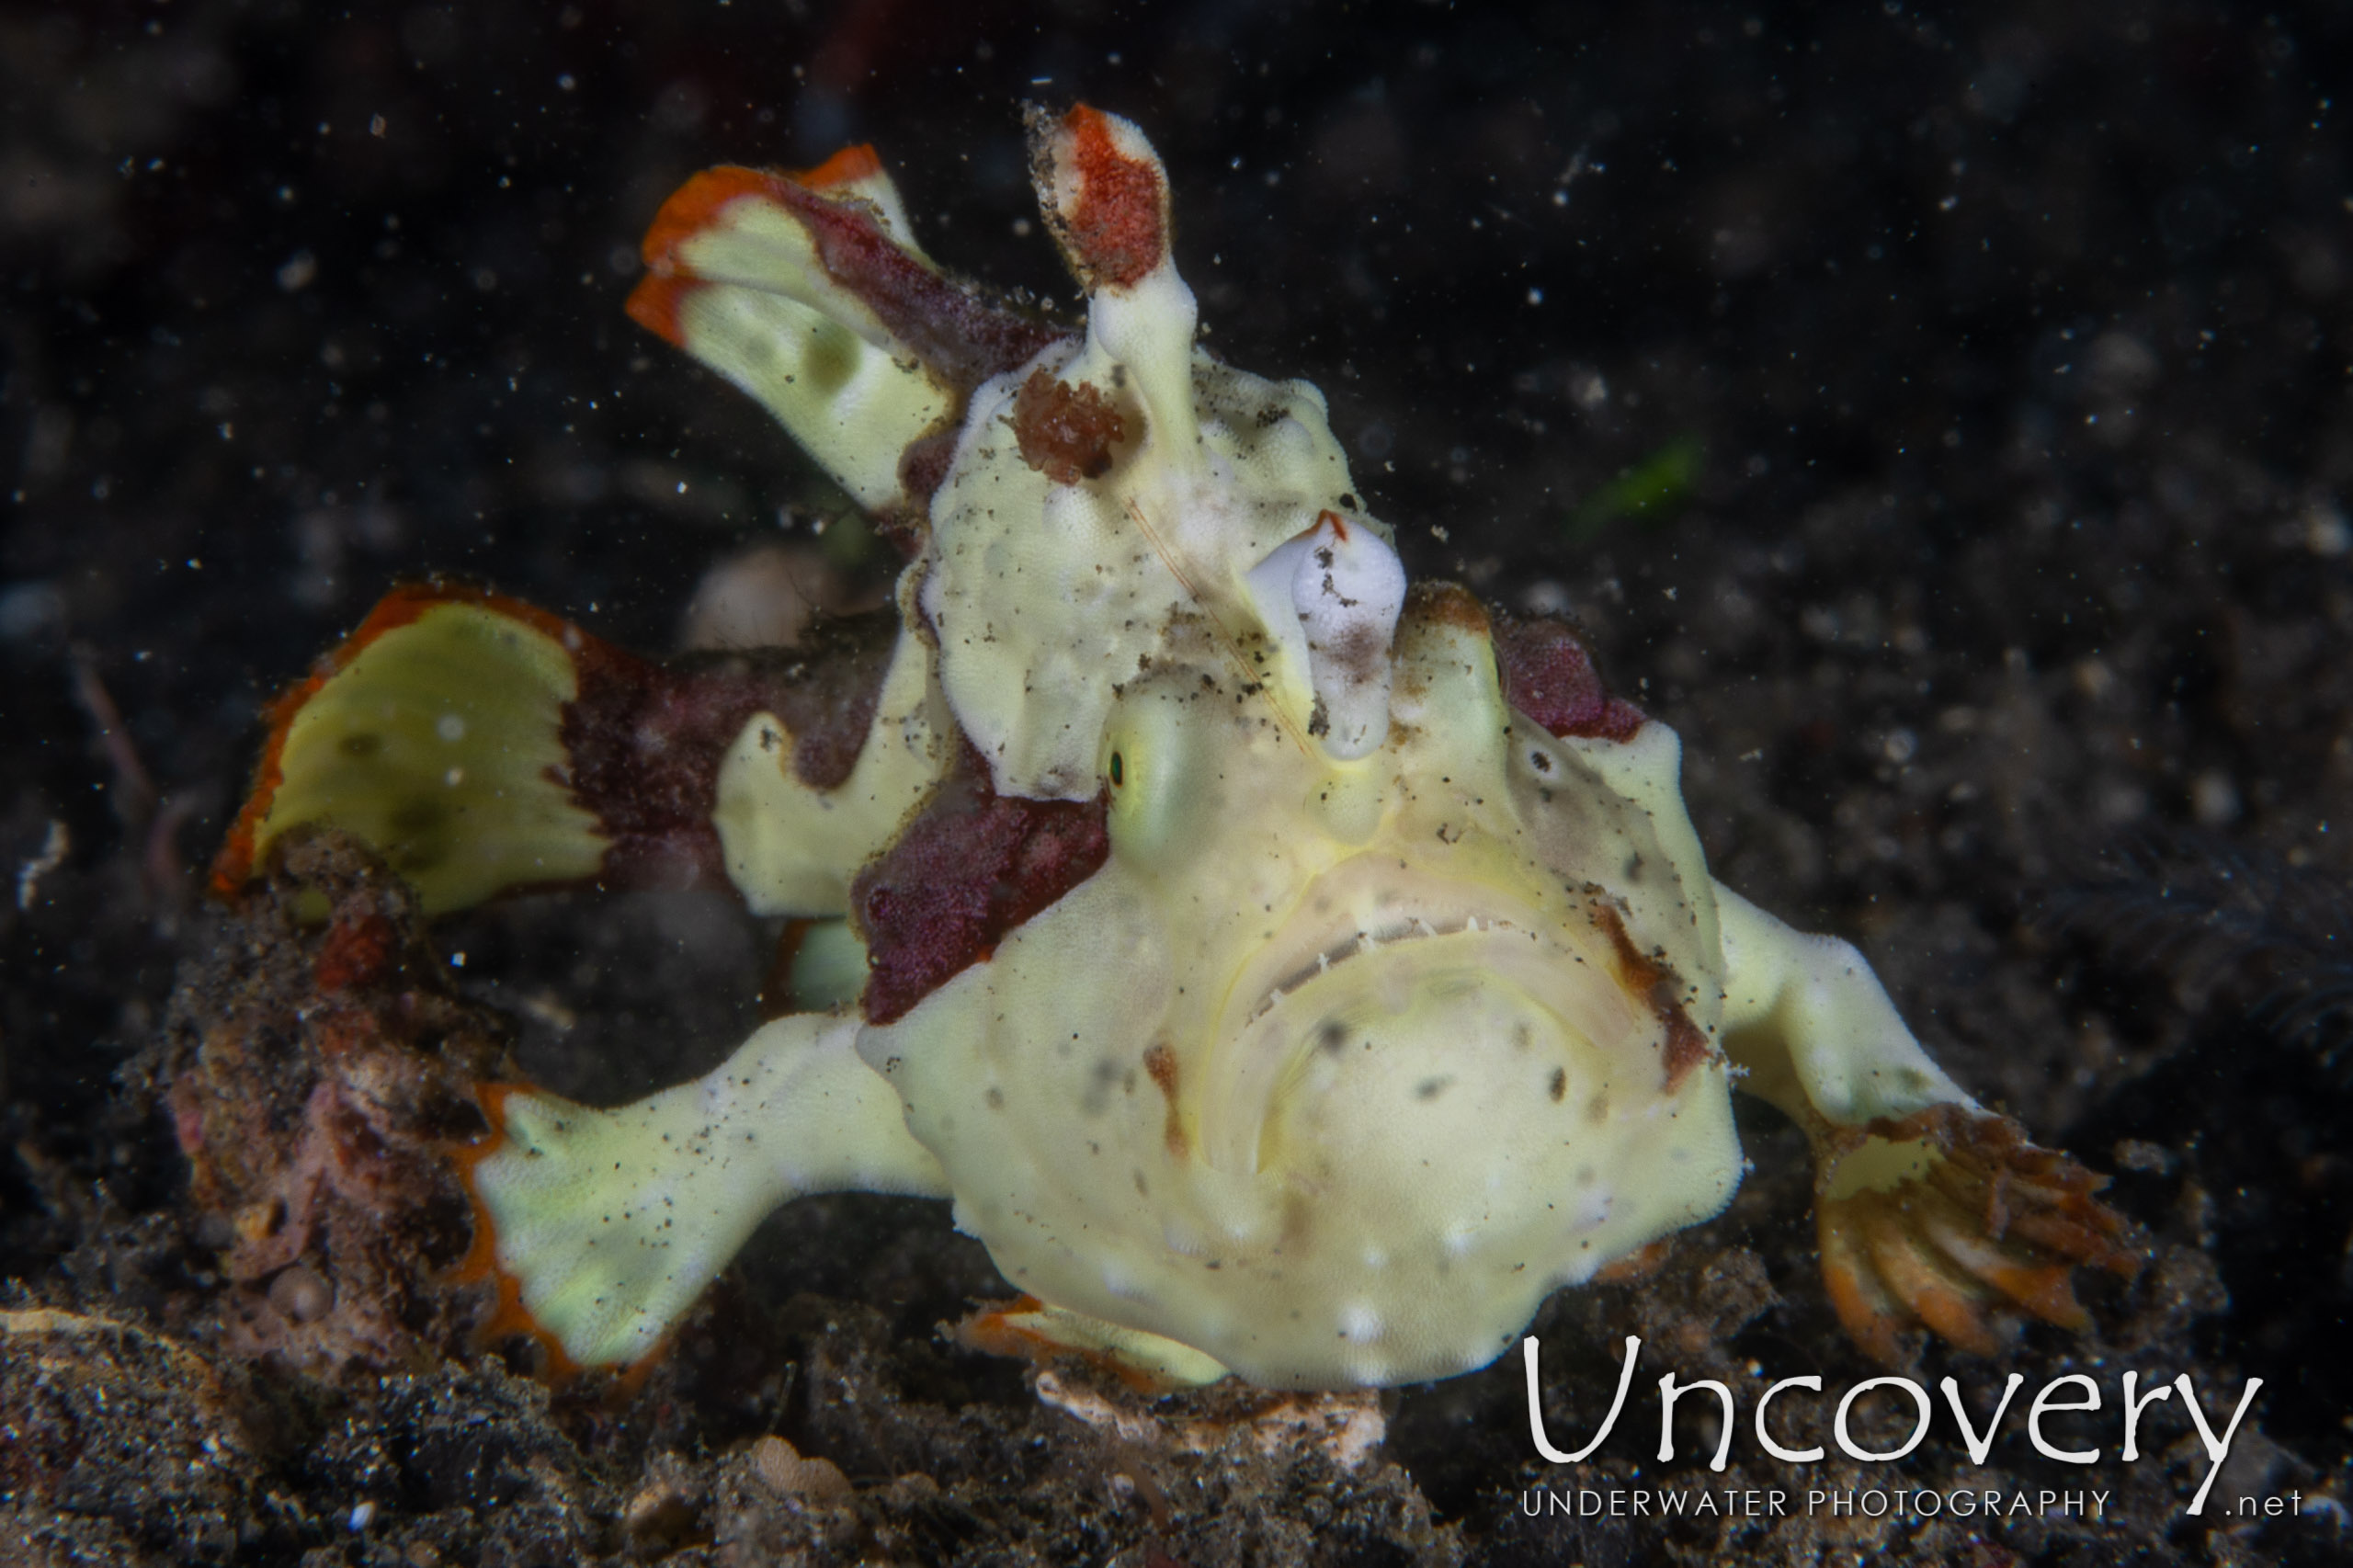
top-left (1592, 904), bottom-right (1713, 1093)
top-left (1657, 1012), bottom-right (1711, 1094)
top-left (560, 646), bottom-right (756, 892)
top-left (758, 919), bottom-right (816, 1019)
top-left (1492, 610), bottom-right (1645, 743)
top-left (742, 607), bottom-right (902, 790)
top-left (1013, 369), bottom-right (1128, 483)
top-left (853, 745), bottom-right (1110, 1025)
top-left (561, 608), bottom-right (901, 891)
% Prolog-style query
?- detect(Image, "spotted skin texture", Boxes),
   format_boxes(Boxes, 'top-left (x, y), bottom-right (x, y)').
top-left (215, 105), bottom-right (2136, 1389)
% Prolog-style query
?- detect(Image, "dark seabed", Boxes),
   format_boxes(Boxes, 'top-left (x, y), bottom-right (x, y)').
top-left (4, 2), bottom-right (2350, 1563)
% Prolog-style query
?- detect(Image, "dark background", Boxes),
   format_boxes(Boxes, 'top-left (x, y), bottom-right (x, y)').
top-left (5, 1), bottom-right (2351, 1562)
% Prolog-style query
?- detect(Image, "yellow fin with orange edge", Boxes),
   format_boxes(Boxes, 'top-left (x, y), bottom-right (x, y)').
top-left (212, 585), bottom-right (608, 915)
top-left (459, 1013), bottom-right (948, 1369)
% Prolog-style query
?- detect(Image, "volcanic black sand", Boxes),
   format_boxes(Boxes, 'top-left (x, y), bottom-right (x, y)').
top-left (5, 2), bottom-right (2350, 1563)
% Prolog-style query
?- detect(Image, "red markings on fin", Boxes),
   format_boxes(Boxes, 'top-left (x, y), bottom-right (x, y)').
top-left (625, 165), bottom-right (781, 347)
top-left (952, 1295), bottom-right (1189, 1395)
top-left (1034, 104), bottom-right (1168, 291)
top-left (636, 167), bottom-right (778, 272)
top-left (1063, 106), bottom-right (1165, 288)
top-left (1492, 609), bottom-right (1645, 743)
top-left (1813, 1104), bottom-right (2142, 1364)
top-left (853, 745), bottom-right (1110, 1025)
top-left (622, 150), bottom-right (902, 345)
top-left (626, 159), bottom-right (1064, 406)
top-left (622, 267), bottom-right (693, 348)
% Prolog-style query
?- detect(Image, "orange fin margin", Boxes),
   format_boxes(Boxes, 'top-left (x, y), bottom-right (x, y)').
top-left (954, 1296), bottom-right (1192, 1396)
top-left (447, 1082), bottom-right (585, 1385)
top-left (622, 148), bottom-right (886, 347)
top-left (624, 165), bottom-right (786, 346)
top-left (1814, 1105), bottom-right (2142, 1364)
top-left (794, 143), bottom-right (881, 190)
top-left (445, 1082), bottom-right (668, 1396)
top-left (208, 582), bottom-right (586, 903)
